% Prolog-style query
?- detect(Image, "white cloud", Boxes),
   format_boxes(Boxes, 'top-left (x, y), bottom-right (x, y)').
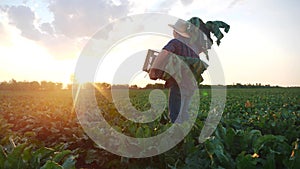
top-left (227, 0), bottom-right (246, 9)
top-left (0, 0), bottom-right (238, 61)
top-left (40, 22), bottom-right (54, 35)
top-left (48, 0), bottom-right (130, 38)
top-left (0, 22), bottom-right (3, 34)
top-left (1, 0), bottom-right (132, 60)
top-left (180, 0), bottom-right (194, 6)
top-left (7, 5), bottom-right (41, 40)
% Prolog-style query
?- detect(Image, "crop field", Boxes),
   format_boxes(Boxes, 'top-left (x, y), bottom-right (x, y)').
top-left (0, 87), bottom-right (299, 169)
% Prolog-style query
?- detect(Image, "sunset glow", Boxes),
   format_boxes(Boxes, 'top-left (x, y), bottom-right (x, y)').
top-left (0, 0), bottom-right (299, 87)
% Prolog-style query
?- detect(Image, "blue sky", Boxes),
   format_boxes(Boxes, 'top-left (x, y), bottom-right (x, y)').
top-left (0, 0), bottom-right (299, 86)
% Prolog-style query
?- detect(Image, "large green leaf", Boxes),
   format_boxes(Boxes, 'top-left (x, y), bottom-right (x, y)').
top-left (246, 130), bottom-right (262, 145)
top-left (205, 138), bottom-right (235, 168)
top-left (40, 160), bottom-right (63, 169)
top-left (61, 155), bottom-right (77, 169)
top-left (0, 146), bottom-right (7, 169)
top-left (53, 150), bottom-right (72, 163)
top-left (4, 143), bottom-right (27, 169)
top-left (136, 127), bottom-right (144, 138)
top-left (22, 146), bottom-right (33, 163)
top-left (253, 135), bottom-right (286, 152)
top-left (184, 151), bottom-right (203, 169)
top-left (263, 153), bottom-right (275, 169)
top-left (214, 125), bottom-right (226, 141)
top-left (284, 149), bottom-right (300, 169)
top-left (223, 127), bottom-right (235, 149)
top-left (236, 152), bottom-right (258, 169)
top-left (143, 126), bottom-right (151, 137)
top-left (30, 147), bottom-right (55, 167)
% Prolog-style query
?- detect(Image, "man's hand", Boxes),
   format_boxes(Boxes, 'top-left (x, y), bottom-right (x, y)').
top-left (149, 69), bottom-right (158, 80)
top-left (149, 49), bottom-right (169, 80)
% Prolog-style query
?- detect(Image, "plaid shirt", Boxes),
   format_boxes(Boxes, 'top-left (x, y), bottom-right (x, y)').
top-left (162, 38), bottom-right (201, 88)
top-left (163, 38), bottom-right (199, 58)
top-left (161, 54), bottom-right (208, 86)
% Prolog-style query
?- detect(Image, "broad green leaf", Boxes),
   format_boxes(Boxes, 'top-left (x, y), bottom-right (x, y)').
top-left (236, 152), bottom-right (257, 169)
top-left (4, 143), bottom-right (26, 169)
top-left (253, 135), bottom-right (286, 152)
top-left (113, 126), bottom-right (122, 133)
top-left (247, 130), bottom-right (262, 144)
top-left (128, 124), bottom-right (137, 136)
top-left (214, 150), bottom-right (234, 169)
top-left (214, 125), bottom-right (226, 140)
top-left (205, 138), bottom-right (234, 168)
top-left (40, 160), bottom-right (63, 169)
top-left (143, 126), bottom-right (151, 137)
top-left (284, 149), bottom-right (300, 169)
top-left (184, 153), bottom-right (202, 169)
top-left (224, 127), bottom-right (235, 148)
top-left (263, 153), bottom-right (275, 169)
top-left (0, 146), bottom-right (7, 169)
top-left (53, 150), bottom-right (72, 163)
top-left (61, 155), bottom-right (77, 169)
top-left (136, 127), bottom-right (144, 138)
top-left (31, 147), bottom-right (55, 167)
top-left (22, 146), bottom-right (33, 163)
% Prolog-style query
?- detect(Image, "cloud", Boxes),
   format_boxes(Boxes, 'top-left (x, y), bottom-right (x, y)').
top-left (0, 22), bottom-right (3, 33)
top-left (228, 0), bottom-right (244, 9)
top-left (0, 23), bottom-right (11, 47)
top-left (145, 0), bottom-right (180, 13)
top-left (2, 0), bottom-right (132, 40)
top-left (0, 5), bottom-right (7, 12)
top-left (48, 0), bottom-right (130, 38)
top-left (43, 0), bottom-right (131, 59)
top-left (40, 22), bottom-right (54, 35)
top-left (7, 5), bottom-right (41, 40)
top-left (39, 34), bottom-right (81, 60)
top-left (180, 0), bottom-right (194, 6)
top-left (1, 0), bottom-right (133, 60)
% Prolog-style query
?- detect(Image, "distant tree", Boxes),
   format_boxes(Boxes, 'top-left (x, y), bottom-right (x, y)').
top-left (112, 84), bottom-right (129, 89)
top-left (95, 83), bottom-right (111, 90)
top-left (144, 83), bottom-right (164, 89)
top-left (130, 85), bottom-right (139, 89)
top-left (9, 79), bottom-right (17, 90)
top-left (236, 83), bottom-right (243, 88)
top-left (29, 81), bottom-right (40, 90)
top-left (0, 81), bottom-right (9, 90)
top-left (55, 83), bottom-right (63, 90)
top-left (41, 81), bottom-right (62, 90)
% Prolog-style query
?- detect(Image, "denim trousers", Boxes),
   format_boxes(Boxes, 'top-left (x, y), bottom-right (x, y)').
top-left (168, 85), bottom-right (194, 123)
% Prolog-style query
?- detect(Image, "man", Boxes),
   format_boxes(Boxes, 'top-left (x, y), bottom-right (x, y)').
top-left (149, 19), bottom-right (201, 123)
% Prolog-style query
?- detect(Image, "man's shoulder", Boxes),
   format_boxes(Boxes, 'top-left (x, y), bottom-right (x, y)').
top-left (164, 39), bottom-right (181, 50)
top-left (166, 39), bottom-right (186, 48)
top-left (168, 38), bottom-right (182, 44)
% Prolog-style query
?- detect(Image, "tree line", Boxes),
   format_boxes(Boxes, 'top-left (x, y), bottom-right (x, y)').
top-left (0, 80), bottom-right (287, 91)
top-left (0, 79), bottom-right (63, 91)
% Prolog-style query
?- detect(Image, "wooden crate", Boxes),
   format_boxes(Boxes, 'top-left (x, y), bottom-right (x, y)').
top-left (142, 49), bottom-right (159, 73)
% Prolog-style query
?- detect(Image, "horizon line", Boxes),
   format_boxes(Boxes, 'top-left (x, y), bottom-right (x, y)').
top-left (0, 79), bottom-right (299, 88)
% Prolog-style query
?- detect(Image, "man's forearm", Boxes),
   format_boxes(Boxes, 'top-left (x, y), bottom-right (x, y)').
top-left (149, 49), bottom-right (169, 80)
top-left (152, 49), bottom-right (169, 69)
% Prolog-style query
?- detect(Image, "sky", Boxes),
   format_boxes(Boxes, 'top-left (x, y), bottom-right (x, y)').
top-left (0, 0), bottom-right (299, 87)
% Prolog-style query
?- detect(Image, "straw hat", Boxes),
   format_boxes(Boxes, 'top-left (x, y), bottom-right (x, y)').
top-left (168, 19), bottom-right (190, 38)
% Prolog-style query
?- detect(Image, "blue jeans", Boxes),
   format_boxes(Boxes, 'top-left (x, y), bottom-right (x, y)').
top-left (169, 85), bottom-right (194, 123)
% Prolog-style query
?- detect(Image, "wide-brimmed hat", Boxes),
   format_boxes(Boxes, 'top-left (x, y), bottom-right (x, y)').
top-left (168, 19), bottom-right (190, 38)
